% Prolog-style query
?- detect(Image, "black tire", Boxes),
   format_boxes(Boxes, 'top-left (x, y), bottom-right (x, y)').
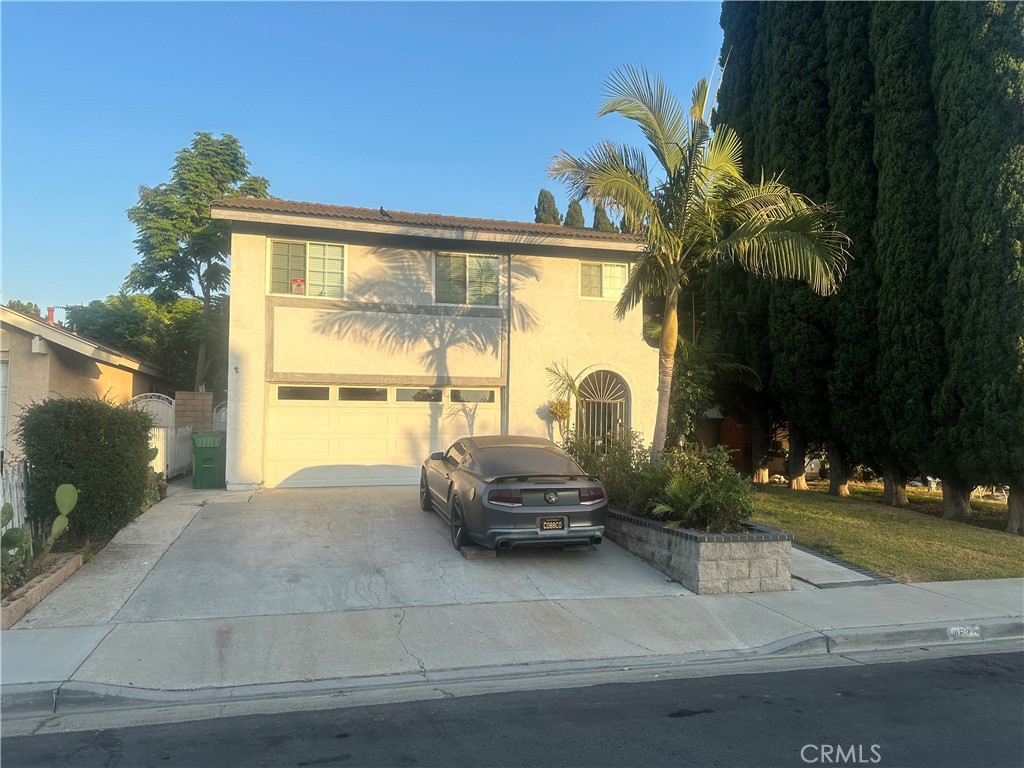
top-left (450, 494), bottom-right (468, 550)
top-left (419, 471), bottom-right (433, 511)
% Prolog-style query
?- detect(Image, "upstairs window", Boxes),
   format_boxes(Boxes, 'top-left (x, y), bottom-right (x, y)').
top-left (435, 253), bottom-right (499, 306)
top-left (271, 240), bottom-right (345, 298)
top-left (580, 262), bottom-right (628, 300)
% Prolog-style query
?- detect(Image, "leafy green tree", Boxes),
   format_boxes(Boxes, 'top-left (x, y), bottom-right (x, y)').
top-left (871, 2), bottom-right (944, 507)
top-left (125, 132), bottom-right (269, 390)
top-left (549, 66), bottom-right (848, 459)
top-left (592, 203), bottom-right (616, 232)
top-left (4, 300), bottom-right (42, 318)
top-left (563, 199), bottom-right (585, 228)
top-left (533, 189), bottom-right (562, 225)
top-left (932, 1), bottom-right (1024, 528)
top-left (66, 294), bottom-right (164, 362)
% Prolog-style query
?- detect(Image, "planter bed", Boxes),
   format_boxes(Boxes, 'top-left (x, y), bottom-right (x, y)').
top-left (604, 510), bottom-right (792, 595)
top-left (1, 552), bottom-right (84, 629)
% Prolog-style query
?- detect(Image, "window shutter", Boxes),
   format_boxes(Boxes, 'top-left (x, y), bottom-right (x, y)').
top-left (272, 242), bottom-right (306, 294)
top-left (435, 254), bottom-right (467, 304)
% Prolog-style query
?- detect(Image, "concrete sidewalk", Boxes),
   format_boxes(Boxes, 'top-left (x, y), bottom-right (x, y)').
top-left (2, 483), bottom-right (1022, 720)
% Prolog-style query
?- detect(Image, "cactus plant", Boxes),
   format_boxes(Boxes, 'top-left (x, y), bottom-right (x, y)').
top-left (1, 502), bottom-right (32, 572)
top-left (36, 484), bottom-right (78, 562)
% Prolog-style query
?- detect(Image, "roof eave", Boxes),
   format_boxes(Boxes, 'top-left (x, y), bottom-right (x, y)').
top-left (2, 310), bottom-right (169, 379)
top-left (210, 207), bottom-right (645, 254)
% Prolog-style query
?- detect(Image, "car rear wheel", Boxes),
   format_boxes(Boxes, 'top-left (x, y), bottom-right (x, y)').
top-left (450, 494), bottom-right (468, 550)
top-left (419, 471), bottom-right (432, 511)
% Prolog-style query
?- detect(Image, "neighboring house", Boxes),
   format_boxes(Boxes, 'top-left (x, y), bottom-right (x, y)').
top-left (210, 198), bottom-right (659, 490)
top-left (0, 307), bottom-right (171, 461)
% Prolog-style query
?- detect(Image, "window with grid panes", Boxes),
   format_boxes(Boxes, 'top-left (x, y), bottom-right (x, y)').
top-left (580, 262), bottom-right (628, 299)
top-left (435, 254), bottom-right (499, 305)
top-left (270, 241), bottom-right (345, 298)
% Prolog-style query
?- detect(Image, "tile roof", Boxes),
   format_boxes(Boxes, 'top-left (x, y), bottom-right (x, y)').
top-left (211, 197), bottom-right (640, 244)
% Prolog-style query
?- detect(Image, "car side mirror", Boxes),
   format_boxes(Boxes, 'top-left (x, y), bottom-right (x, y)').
top-left (429, 452), bottom-right (444, 461)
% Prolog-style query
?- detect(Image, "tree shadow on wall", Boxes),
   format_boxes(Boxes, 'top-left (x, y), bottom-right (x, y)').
top-left (313, 248), bottom-right (540, 444)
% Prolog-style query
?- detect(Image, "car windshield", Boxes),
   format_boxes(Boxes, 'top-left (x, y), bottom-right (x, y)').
top-left (476, 446), bottom-right (582, 478)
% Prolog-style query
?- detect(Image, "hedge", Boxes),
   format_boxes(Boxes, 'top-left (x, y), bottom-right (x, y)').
top-left (17, 397), bottom-right (154, 542)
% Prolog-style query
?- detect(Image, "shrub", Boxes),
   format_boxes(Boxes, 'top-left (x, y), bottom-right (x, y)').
top-left (563, 427), bottom-right (651, 509)
top-left (650, 446), bottom-right (752, 532)
top-left (17, 397), bottom-right (154, 543)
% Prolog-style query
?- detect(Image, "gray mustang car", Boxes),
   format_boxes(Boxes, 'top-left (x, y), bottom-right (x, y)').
top-left (420, 435), bottom-right (607, 551)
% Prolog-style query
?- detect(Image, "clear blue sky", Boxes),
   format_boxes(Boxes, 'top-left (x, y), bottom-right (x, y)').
top-left (2, 1), bottom-right (724, 317)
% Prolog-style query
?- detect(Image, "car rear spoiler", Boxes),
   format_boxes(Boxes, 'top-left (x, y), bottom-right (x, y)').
top-left (488, 474), bottom-right (600, 484)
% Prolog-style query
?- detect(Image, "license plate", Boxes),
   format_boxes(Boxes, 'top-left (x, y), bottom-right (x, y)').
top-left (540, 518), bottom-right (565, 531)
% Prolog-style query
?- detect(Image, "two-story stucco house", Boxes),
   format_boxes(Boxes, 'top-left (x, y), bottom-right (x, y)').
top-left (210, 198), bottom-right (658, 490)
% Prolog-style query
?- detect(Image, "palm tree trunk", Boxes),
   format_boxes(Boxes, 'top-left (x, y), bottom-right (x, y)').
top-left (651, 289), bottom-right (679, 463)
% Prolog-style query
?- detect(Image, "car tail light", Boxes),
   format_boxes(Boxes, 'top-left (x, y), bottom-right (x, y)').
top-left (579, 487), bottom-right (605, 504)
top-left (487, 489), bottom-right (523, 507)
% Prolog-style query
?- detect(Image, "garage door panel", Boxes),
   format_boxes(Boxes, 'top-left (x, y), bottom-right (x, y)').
top-left (267, 408), bottom-right (332, 431)
top-left (267, 437), bottom-right (332, 460)
top-left (266, 391), bottom-right (500, 488)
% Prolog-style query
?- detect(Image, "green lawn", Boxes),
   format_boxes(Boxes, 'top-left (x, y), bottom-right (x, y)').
top-left (750, 484), bottom-right (1024, 583)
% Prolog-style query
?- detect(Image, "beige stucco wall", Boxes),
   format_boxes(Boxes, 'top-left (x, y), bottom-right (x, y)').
top-left (2, 329), bottom-right (160, 460)
top-left (272, 305), bottom-right (503, 381)
top-left (505, 256), bottom-right (657, 442)
top-left (227, 230), bottom-right (270, 489)
top-left (227, 222), bottom-right (658, 487)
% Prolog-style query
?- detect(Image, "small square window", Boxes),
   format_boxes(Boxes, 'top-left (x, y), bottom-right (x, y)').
top-left (580, 262), bottom-right (628, 299)
top-left (278, 386), bottom-right (330, 401)
top-left (435, 254), bottom-right (499, 306)
top-left (271, 241), bottom-right (345, 298)
top-left (338, 387), bottom-right (388, 402)
top-left (396, 388), bottom-right (442, 402)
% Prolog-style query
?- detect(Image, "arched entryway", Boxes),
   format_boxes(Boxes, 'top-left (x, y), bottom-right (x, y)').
top-left (576, 370), bottom-right (630, 439)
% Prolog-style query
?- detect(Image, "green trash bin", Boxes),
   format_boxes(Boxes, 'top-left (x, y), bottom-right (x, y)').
top-left (192, 432), bottom-right (226, 489)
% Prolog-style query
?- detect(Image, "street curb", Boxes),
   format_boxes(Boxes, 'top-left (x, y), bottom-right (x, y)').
top-left (3, 617), bottom-right (1020, 720)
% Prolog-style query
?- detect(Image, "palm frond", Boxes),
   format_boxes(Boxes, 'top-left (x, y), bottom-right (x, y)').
top-left (711, 198), bottom-right (849, 295)
top-left (599, 65), bottom-right (687, 174)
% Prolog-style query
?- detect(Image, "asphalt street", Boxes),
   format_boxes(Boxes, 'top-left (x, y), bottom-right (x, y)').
top-left (3, 651), bottom-right (1022, 768)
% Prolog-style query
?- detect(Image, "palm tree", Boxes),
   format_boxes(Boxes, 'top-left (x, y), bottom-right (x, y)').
top-left (549, 66), bottom-right (849, 460)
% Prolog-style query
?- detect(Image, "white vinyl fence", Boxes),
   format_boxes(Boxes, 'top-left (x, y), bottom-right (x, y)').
top-left (1, 460), bottom-right (29, 533)
top-left (150, 426), bottom-right (193, 480)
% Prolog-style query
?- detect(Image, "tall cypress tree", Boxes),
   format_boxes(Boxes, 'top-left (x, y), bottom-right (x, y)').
top-left (823, 1), bottom-right (885, 497)
top-left (871, 2), bottom-right (944, 506)
top-left (707, 0), bottom-right (780, 483)
top-left (563, 199), bottom-right (585, 228)
top-left (534, 189), bottom-right (562, 225)
top-left (592, 203), bottom-right (616, 232)
top-left (760, 1), bottom-right (833, 491)
top-left (932, 1), bottom-right (1024, 527)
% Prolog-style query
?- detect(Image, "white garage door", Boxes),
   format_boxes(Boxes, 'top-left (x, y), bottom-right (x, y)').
top-left (265, 385), bottom-right (501, 488)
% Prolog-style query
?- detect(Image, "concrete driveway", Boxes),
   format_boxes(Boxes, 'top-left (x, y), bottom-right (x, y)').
top-left (76, 486), bottom-right (690, 624)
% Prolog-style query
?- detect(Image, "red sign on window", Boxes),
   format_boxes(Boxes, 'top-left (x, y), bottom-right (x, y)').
top-left (290, 278), bottom-right (306, 295)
